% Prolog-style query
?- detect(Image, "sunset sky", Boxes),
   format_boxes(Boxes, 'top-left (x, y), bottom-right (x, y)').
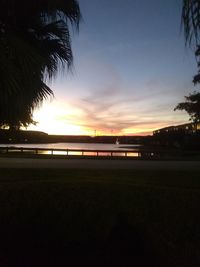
top-left (28, 0), bottom-right (196, 136)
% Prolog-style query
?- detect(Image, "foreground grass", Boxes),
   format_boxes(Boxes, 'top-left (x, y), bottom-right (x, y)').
top-left (0, 169), bottom-right (200, 266)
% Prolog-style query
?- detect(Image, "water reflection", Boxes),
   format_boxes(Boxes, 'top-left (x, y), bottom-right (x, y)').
top-left (0, 142), bottom-right (141, 157)
top-left (40, 150), bottom-right (139, 157)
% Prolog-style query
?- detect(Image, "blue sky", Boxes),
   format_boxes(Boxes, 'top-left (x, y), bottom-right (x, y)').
top-left (29, 0), bottom-right (197, 135)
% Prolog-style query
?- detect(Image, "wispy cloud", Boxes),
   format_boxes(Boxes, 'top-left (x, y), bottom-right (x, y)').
top-left (58, 80), bottom-right (188, 135)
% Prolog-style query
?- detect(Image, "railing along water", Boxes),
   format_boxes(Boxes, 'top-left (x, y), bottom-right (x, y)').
top-left (0, 145), bottom-right (184, 159)
top-left (0, 146), bottom-right (141, 157)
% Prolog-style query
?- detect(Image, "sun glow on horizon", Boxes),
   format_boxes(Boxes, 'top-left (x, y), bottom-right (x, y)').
top-left (26, 98), bottom-right (189, 136)
top-left (27, 101), bottom-right (92, 135)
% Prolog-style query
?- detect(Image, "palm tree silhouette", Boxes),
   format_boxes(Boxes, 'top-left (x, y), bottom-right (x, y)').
top-left (182, 0), bottom-right (200, 45)
top-left (0, 0), bottom-right (81, 129)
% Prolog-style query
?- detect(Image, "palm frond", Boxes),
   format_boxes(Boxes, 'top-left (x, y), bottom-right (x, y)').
top-left (182, 0), bottom-right (200, 45)
top-left (0, 0), bottom-right (81, 128)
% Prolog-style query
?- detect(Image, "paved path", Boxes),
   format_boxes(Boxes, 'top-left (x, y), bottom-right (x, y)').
top-left (0, 157), bottom-right (200, 171)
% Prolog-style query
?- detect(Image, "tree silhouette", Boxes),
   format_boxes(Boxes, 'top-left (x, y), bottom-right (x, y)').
top-left (174, 92), bottom-right (200, 122)
top-left (182, 0), bottom-right (200, 45)
top-left (0, 0), bottom-right (81, 129)
top-left (175, 1), bottom-right (200, 122)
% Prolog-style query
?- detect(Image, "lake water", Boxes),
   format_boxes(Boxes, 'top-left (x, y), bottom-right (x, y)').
top-left (0, 142), bottom-right (141, 157)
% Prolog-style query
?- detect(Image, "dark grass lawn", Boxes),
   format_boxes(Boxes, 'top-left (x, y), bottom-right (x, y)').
top-left (0, 168), bottom-right (200, 266)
